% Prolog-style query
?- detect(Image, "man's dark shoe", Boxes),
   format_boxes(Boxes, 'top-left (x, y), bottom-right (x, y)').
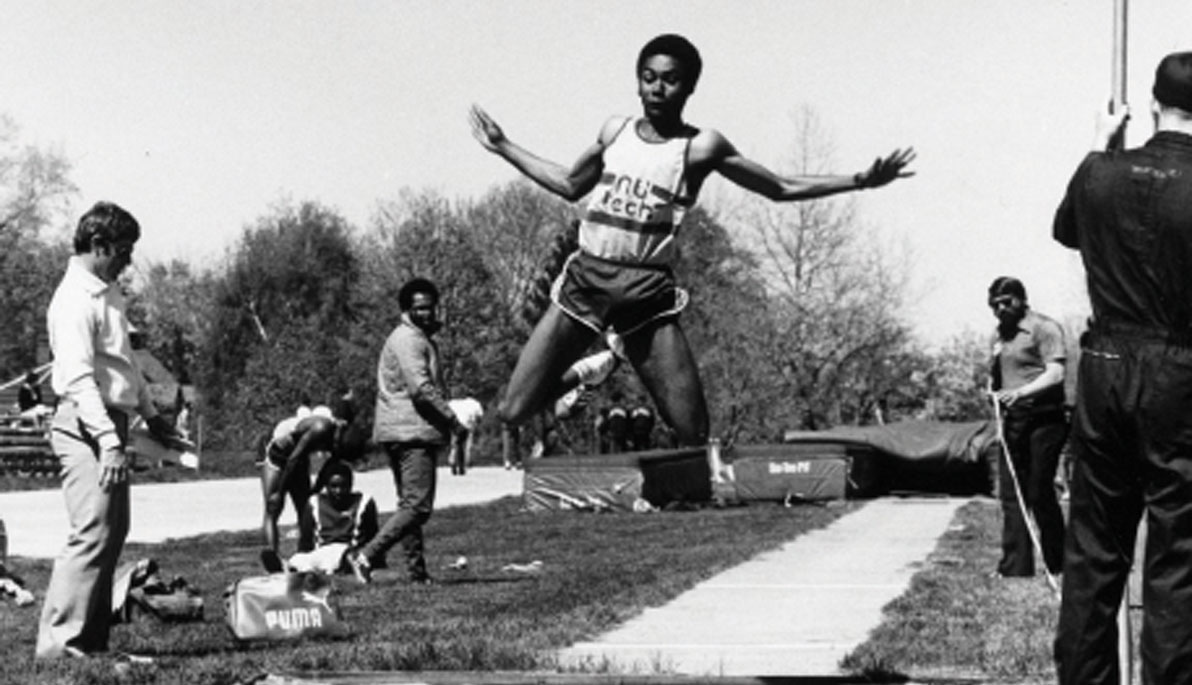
top-left (410, 573), bottom-right (435, 586)
top-left (259, 548), bottom-right (284, 573)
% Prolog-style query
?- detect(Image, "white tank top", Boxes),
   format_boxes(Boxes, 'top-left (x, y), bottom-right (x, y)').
top-left (578, 117), bottom-right (693, 265)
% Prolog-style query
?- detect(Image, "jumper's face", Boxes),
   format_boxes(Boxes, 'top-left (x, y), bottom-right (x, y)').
top-left (989, 294), bottom-right (1026, 327)
top-left (638, 54), bottom-right (690, 118)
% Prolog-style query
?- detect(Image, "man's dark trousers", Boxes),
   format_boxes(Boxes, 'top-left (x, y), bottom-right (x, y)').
top-left (997, 408), bottom-right (1067, 577)
top-left (359, 442), bottom-right (440, 580)
top-left (1056, 333), bottom-right (1192, 685)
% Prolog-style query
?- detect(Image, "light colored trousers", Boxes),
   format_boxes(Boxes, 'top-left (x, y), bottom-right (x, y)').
top-left (36, 405), bottom-right (130, 659)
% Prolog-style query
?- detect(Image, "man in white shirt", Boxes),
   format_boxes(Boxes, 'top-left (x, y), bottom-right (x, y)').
top-left (447, 397), bottom-right (483, 475)
top-left (36, 201), bottom-right (183, 659)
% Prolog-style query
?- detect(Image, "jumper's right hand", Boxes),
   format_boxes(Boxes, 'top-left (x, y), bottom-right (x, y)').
top-left (469, 104), bottom-right (506, 153)
top-left (98, 446), bottom-right (129, 490)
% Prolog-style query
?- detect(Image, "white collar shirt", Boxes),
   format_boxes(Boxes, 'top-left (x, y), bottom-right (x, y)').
top-left (47, 255), bottom-right (156, 451)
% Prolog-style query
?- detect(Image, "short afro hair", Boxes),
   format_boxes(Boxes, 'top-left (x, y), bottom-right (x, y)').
top-left (398, 277), bottom-right (440, 311)
top-left (637, 34), bottom-right (702, 91)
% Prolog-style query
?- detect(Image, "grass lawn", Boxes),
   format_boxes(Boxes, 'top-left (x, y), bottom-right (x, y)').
top-left (842, 497), bottom-right (1061, 684)
top-left (1, 495), bottom-right (859, 685)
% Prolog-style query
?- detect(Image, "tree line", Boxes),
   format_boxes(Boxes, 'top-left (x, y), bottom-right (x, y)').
top-left (0, 112), bottom-right (994, 462)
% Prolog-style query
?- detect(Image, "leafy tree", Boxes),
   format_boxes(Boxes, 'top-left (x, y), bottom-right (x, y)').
top-left (0, 114), bottom-right (77, 380)
top-left (920, 330), bottom-right (992, 422)
top-left (462, 180), bottom-right (576, 334)
top-left (0, 237), bottom-right (71, 381)
top-left (0, 115), bottom-right (76, 236)
top-left (196, 201), bottom-right (360, 448)
top-left (670, 207), bottom-right (777, 445)
top-left (126, 259), bottom-right (215, 386)
top-left (729, 108), bottom-right (917, 431)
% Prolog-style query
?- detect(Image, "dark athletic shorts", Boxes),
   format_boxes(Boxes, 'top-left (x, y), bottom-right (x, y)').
top-left (551, 251), bottom-right (688, 336)
top-left (264, 435), bottom-right (295, 469)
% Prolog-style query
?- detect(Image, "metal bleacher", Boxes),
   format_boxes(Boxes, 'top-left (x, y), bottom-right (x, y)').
top-left (0, 416), bottom-right (56, 477)
top-left (0, 365), bottom-right (57, 477)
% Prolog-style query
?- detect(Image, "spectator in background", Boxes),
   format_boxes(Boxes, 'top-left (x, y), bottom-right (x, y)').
top-left (630, 398), bottom-right (656, 451)
top-left (17, 371), bottom-right (43, 413)
top-left (447, 397), bottom-right (483, 475)
top-left (289, 460), bottom-right (379, 575)
top-left (36, 201), bottom-right (185, 659)
top-left (347, 278), bottom-right (467, 585)
top-left (596, 391), bottom-right (629, 454)
top-left (987, 276), bottom-right (1067, 580)
top-left (174, 400), bottom-right (192, 441)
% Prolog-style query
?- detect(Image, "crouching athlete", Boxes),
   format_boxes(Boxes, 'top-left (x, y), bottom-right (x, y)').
top-left (259, 406), bottom-right (359, 570)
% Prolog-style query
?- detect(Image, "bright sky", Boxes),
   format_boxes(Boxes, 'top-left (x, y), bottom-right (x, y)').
top-left (3, 0), bottom-right (1190, 346)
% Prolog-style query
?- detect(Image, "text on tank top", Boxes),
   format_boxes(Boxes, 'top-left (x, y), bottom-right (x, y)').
top-left (579, 118), bottom-right (693, 265)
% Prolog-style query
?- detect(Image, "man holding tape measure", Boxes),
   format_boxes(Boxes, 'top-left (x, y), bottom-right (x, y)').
top-left (987, 276), bottom-right (1067, 580)
top-left (1054, 51), bottom-right (1192, 685)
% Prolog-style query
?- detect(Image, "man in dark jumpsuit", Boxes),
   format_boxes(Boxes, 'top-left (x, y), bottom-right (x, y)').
top-left (1053, 52), bottom-right (1192, 685)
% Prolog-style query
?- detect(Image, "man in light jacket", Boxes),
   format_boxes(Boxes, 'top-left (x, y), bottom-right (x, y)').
top-left (348, 278), bottom-right (465, 584)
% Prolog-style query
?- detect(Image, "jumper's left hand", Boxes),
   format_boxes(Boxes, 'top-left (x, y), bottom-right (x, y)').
top-left (857, 148), bottom-right (917, 188)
